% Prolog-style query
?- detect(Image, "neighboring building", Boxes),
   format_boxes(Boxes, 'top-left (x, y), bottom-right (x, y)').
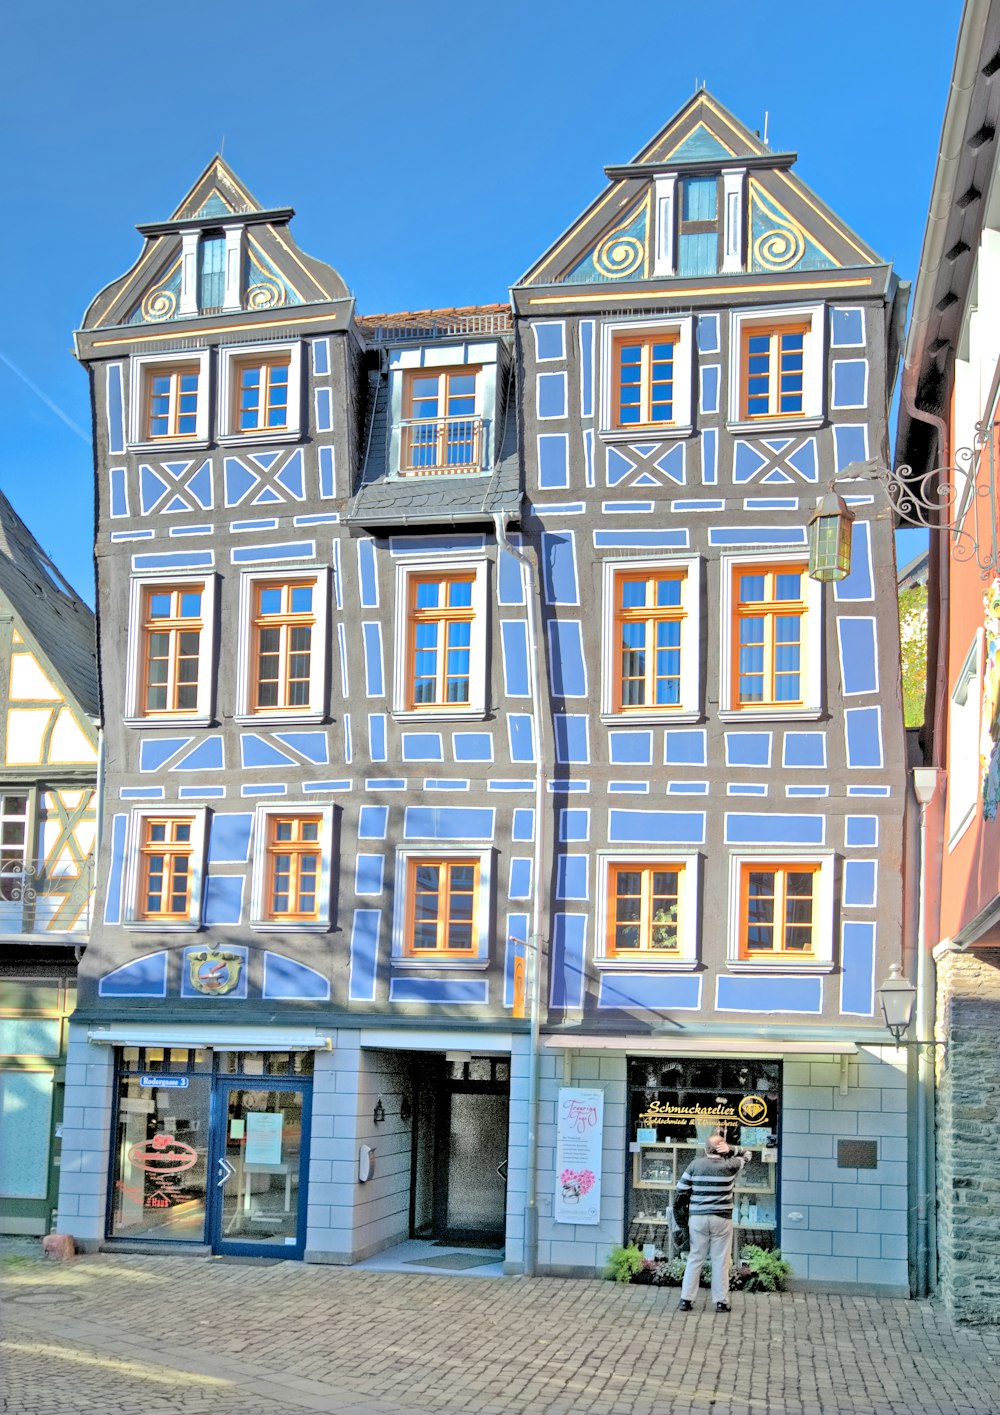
top-left (0, 496), bottom-right (98, 1234)
top-left (61, 94), bottom-right (912, 1294)
top-left (896, 0), bottom-right (1000, 1323)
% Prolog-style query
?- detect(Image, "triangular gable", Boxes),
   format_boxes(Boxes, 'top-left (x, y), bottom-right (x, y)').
top-left (170, 155), bottom-right (264, 219)
top-left (518, 89), bottom-right (881, 288)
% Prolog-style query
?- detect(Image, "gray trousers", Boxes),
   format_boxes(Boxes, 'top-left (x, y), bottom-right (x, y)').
top-left (681, 1214), bottom-right (733, 1303)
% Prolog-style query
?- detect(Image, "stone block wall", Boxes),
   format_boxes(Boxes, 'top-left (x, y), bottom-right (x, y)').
top-left (55, 1025), bottom-right (114, 1249)
top-left (935, 947), bottom-right (1000, 1323)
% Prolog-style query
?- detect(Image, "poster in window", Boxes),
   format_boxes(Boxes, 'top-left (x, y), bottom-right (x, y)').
top-left (245, 1112), bottom-right (283, 1165)
top-left (553, 1087), bottom-right (603, 1225)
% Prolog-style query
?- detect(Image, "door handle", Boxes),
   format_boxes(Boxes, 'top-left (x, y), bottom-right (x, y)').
top-left (217, 1157), bottom-right (235, 1187)
top-left (496, 1160), bottom-right (508, 1181)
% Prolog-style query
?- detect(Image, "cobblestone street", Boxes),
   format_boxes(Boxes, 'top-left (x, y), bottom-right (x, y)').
top-left (2, 1247), bottom-right (1000, 1415)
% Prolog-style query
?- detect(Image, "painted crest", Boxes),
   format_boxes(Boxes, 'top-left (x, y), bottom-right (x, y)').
top-left (187, 948), bottom-right (243, 996)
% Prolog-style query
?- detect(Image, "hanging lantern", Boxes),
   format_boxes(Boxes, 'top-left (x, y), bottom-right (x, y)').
top-left (808, 490), bottom-right (855, 582)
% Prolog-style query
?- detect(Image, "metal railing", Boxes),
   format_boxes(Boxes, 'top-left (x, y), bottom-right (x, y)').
top-left (0, 857), bottom-right (94, 936)
top-left (399, 416), bottom-right (485, 475)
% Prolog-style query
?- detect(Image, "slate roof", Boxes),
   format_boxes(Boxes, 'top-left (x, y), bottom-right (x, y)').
top-left (0, 492), bottom-right (98, 721)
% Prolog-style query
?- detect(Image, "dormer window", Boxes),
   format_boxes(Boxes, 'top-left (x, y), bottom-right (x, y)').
top-left (400, 368), bottom-right (483, 475)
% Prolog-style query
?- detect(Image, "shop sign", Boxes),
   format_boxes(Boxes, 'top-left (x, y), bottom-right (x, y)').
top-left (636, 1094), bottom-right (770, 1129)
top-left (554, 1088), bottom-right (603, 1226)
top-left (138, 1075), bottom-right (189, 1089)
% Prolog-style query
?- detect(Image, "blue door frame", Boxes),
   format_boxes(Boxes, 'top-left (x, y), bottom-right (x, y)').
top-left (207, 1076), bottom-right (312, 1260)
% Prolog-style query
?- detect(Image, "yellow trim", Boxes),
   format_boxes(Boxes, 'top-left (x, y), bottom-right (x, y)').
top-left (748, 178), bottom-right (839, 268)
top-left (95, 246), bottom-right (178, 329)
top-left (523, 181), bottom-right (632, 284)
top-left (90, 312), bottom-right (340, 347)
top-left (526, 276), bottom-right (874, 306)
top-left (658, 118), bottom-right (737, 162)
top-left (246, 231), bottom-right (306, 304)
top-left (773, 168), bottom-right (874, 264)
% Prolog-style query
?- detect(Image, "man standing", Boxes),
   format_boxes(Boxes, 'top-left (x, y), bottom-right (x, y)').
top-left (672, 1131), bottom-right (751, 1313)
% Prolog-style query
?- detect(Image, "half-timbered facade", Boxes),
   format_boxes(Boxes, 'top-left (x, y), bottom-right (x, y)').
top-left (0, 496), bottom-right (98, 1235)
top-left (61, 96), bottom-right (913, 1293)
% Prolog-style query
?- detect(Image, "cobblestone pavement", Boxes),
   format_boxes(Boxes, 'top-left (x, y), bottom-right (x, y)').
top-left (3, 1244), bottom-right (1000, 1415)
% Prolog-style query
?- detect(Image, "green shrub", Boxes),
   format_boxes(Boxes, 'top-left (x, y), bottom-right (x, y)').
top-left (740, 1244), bottom-right (791, 1292)
top-left (604, 1242), bottom-right (646, 1283)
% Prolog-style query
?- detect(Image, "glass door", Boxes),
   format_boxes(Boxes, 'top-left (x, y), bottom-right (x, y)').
top-left (210, 1079), bottom-right (310, 1258)
top-left (434, 1086), bottom-right (509, 1244)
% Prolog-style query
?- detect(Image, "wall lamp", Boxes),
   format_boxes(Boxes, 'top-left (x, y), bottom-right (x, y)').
top-left (875, 965), bottom-right (945, 1047)
top-left (373, 1099), bottom-right (385, 1124)
top-left (808, 438), bottom-right (999, 583)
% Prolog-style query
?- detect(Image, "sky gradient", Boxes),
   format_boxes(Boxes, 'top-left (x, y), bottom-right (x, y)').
top-left (1, 0), bottom-right (960, 599)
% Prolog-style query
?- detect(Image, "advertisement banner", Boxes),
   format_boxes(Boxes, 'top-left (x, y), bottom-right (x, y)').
top-left (553, 1087), bottom-right (603, 1225)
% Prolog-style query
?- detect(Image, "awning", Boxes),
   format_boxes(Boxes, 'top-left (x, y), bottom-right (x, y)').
top-left (543, 1035), bottom-right (859, 1057)
top-left (359, 1028), bottom-right (513, 1054)
top-left (86, 1024), bottom-right (333, 1052)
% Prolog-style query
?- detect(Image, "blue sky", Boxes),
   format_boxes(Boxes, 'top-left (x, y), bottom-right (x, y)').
top-left (0, 0), bottom-right (959, 599)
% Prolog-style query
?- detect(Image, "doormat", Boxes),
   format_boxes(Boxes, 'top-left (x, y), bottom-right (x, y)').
top-left (208, 1256), bottom-right (284, 1267)
top-left (404, 1252), bottom-right (502, 1270)
top-left (433, 1238), bottom-right (503, 1249)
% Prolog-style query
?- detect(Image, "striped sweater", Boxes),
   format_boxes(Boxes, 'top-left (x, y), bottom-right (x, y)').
top-left (673, 1149), bottom-right (751, 1218)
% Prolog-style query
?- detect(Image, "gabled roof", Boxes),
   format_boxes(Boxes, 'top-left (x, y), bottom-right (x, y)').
top-left (80, 156), bottom-right (350, 334)
top-left (517, 89), bottom-right (882, 289)
top-left (0, 492), bottom-right (98, 725)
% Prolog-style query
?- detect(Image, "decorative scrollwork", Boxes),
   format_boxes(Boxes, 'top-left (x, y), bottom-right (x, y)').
top-left (753, 221), bottom-right (806, 272)
top-left (0, 859), bottom-right (37, 905)
top-left (141, 287), bottom-right (178, 322)
top-left (246, 280), bottom-right (283, 310)
top-left (593, 233), bottom-right (644, 280)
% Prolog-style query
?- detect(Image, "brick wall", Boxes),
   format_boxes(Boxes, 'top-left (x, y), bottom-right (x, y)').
top-left (935, 947), bottom-right (1000, 1323)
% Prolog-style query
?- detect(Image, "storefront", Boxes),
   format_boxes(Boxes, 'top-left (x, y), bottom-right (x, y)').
top-left (625, 1056), bottom-right (781, 1261)
top-left (108, 1046), bottom-right (314, 1258)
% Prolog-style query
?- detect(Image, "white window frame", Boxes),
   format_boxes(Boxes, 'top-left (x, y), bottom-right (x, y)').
top-left (217, 341), bottom-right (303, 444)
top-left (387, 343), bottom-right (500, 477)
top-left (234, 565), bottom-right (330, 724)
top-left (600, 555), bottom-right (701, 721)
top-left (392, 558), bottom-right (489, 720)
top-left (599, 316), bottom-right (694, 440)
top-left (718, 551), bottom-right (823, 721)
top-left (727, 304), bottom-right (825, 432)
top-left (948, 630), bottom-right (984, 848)
top-left (595, 851), bottom-right (700, 970)
top-left (128, 349), bottom-right (211, 450)
top-left (249, 803), bottom-right (335, 932)
top-left (391, 846), bottom-right (493, 969)
top-left (123, 807), bottom-right (207, 932)
top-left (124, 573), bottom-right (218, 727)
top-left (726, 850), bottom-right (835, 972)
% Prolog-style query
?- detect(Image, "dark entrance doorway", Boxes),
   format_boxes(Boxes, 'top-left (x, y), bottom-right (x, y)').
top-left (415, 1054), bottom-right (510, 1246)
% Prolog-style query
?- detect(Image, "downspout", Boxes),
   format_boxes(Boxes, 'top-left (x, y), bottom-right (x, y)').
top-left (493, 511), bottom-right (548, 1278)
top-left (912, 767), bottom-right (941, 1297)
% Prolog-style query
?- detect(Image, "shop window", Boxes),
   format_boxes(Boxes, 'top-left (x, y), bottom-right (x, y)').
top-left (235, 569), bottom-right (329, 723)
top-left (128, 351), bottom-right (210, 448)
top-left (726, 853), bottom-right (834, 970)
top-left (400, 367), bottom-right (483, 474)
top-left (125, 809), bottom-right (206, 930)
top-left (600, 318), bottom-right (693, 437)
top-left (218, 343), bottom-right (302, 442)
top-left (393, 561), bottom-right (488, 718)
top-left (719, 555), bottom-right (821, 719)
top-left (728, 306), bottom-right (823, 429)
top-left (392, 848), bottom-right (493, 965)
top-left (597, 854), bottom-right (699, 968)
top-left (125, 576), bottom-right (217, 725)
top-left (602, 558), bottom-right (700, 719)
top-left (250, 805), bottom-right (334, 931)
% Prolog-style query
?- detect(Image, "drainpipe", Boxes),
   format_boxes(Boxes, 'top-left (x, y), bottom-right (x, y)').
top-left (493, 512), bottom-right (548, 1278)
top-left (912, 766), bottom-right (940, 1297)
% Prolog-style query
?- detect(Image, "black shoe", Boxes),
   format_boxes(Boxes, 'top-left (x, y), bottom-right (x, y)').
top-left (716, 1302), bottom-right (731, 1313)
top-left (677, 1299), bottom-right (693, 1311)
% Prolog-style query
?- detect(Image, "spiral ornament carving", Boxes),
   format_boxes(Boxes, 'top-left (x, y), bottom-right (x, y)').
top-left (753, 220), bottom-right (806, 272)
top-left (141, 287), bottom-right (178, 321)
top-left (246, 280), bottom-right (282, 310)
top-left (594, 233), bottom-right (644, 279)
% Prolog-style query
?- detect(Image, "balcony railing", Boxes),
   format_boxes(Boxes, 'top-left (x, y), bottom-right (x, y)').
top-left (399, 417), bottom-right (485, 475)
top-left (0, 858), bottom-right (94, 937)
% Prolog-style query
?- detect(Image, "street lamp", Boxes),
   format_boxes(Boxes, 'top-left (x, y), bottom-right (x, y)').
top-left (876, 964), bottom-right (918, 1043)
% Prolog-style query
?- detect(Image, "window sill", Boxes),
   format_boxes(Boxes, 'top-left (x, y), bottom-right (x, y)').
top-left (128, 439), bottom-right (212, 455)
top-left (218, 429), bottom-right (302, 447)
top-left (594, 957), bottom-right (699, 972)
top-left (233, 711), bottom-right (327, 727)
top-left (725, 959), bottom-right (833, 974)
top-left (725, 416), bottom-right (823, 436)
top-left (124, 715), bottom-right (215, 730)
top-left (392, 708), bottom-right (489, 724)
top-left (600, 710), bottom-right (702, 726)
top-left (123, 920), bottom-right (202, 933)
top-left (392, 469), bottom-right (490, 481)
top-left (248, 920), bottom-right (331, 933)
top-left (717, 708), bottom-right (823, 723)
top-left (598, 425), bottom-right (693, 443)
top-left (391, 957), bottom-right (489, 970)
